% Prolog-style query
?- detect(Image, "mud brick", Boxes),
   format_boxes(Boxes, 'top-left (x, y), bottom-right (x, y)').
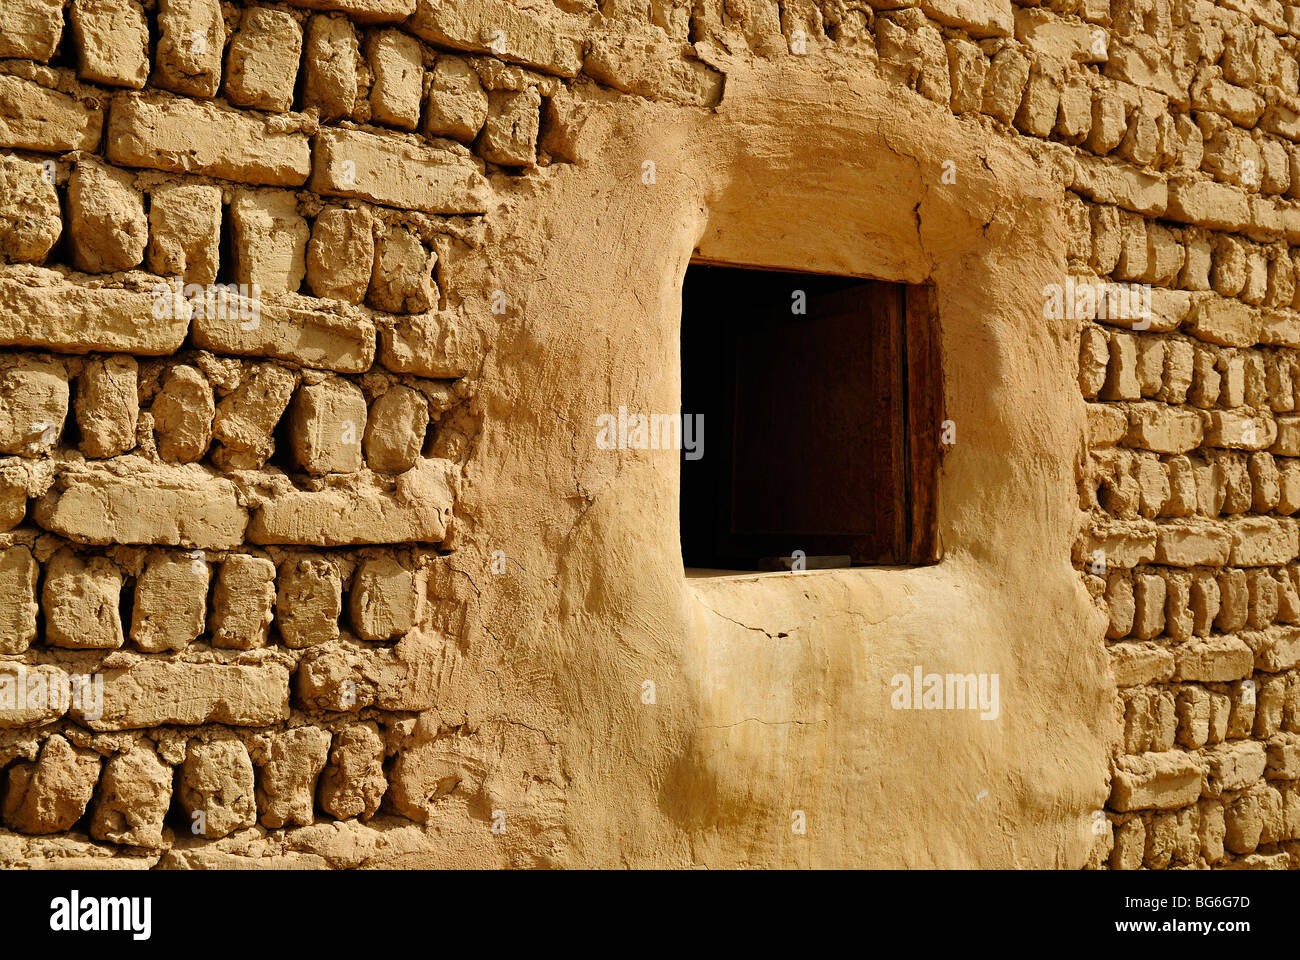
top-left (225, 7), bottom-right (303, 112)
top-left (130, 551), bottom-right (210, 653)
top-left (275, 557), bottom-right (342, 648)
top-left (288, 377), bottom-right (366, 474)
top-left (210, 554), bottom-right (276, 650)
top-left (42, 550), bottom-right (123, 650)
top-left (1110, 751), bottom-right (1205, 811)
top-left (69, 0), bottom-right (149, 88)
top-left (178, 740), bottom-right (256, 839)
top-left (154, 0), bottom-right (225, 98)
top-left (366, 29), bottom-right (424, 130)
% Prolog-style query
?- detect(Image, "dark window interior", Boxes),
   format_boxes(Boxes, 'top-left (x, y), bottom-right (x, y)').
top-left (680, 262), bottom-right (941, 571)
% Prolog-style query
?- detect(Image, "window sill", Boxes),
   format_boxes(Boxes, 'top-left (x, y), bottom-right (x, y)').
top-left (684, 564), bottom-right (926, 582)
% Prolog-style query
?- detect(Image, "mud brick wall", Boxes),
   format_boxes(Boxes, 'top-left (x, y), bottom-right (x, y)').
top-left (1054, 0), bottom-right (1300, 869)
top-left (4, 0), bottom-right (1300, 869)
top-left (0, 0), bottom-right (516, 868)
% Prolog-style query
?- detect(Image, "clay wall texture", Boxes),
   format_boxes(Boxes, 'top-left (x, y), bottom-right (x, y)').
top-left (0, 0), bottom-right (1294, 869)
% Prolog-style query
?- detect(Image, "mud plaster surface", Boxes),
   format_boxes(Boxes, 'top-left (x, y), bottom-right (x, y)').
top-left (435, 50), bottom-right (1115, 867)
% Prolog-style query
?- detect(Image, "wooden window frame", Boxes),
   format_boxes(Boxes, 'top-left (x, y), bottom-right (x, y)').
top-left (680, 261), bottom-right (943, 569)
